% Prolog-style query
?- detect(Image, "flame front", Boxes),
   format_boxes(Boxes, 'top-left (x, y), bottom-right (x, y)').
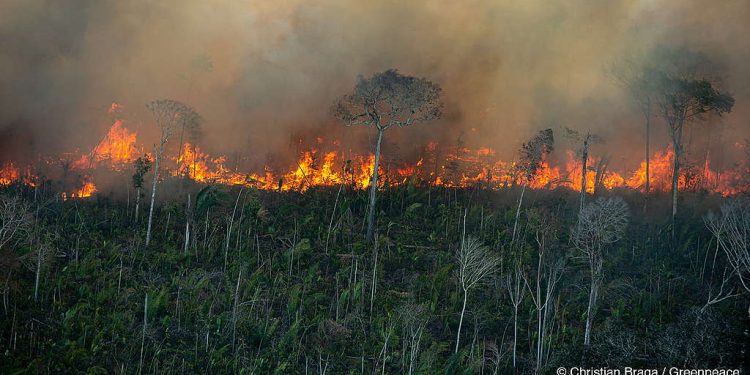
top-left (1, 113), bottom-right (747, 197)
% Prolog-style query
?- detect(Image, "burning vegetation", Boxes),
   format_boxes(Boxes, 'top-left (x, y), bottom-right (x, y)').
top-left (0, 109), bottom-right (745, 198)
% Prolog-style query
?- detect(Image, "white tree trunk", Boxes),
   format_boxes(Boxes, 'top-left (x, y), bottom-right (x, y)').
top-left (34, 247), bottom-right (42, 302)
top-left (512, 305), bottom-right (518, 368)
top-left (135, 187), bottom-right (141, 223)
top-left (580, 145), bottom-right (588, 213)
top-left (455, 289), bottom-right (468, 353)
top-left (145, 147), bottom-right (163, 247)
top-left (584, 277), bottom-right (598, 347)
top-left (366, 129), bottom-right (384, 242)
top-left (184, 194), bottom-right (191, 255)
top-left (511, 183), bottom-right (527, 245)
top-left (138, 293), bottom-right (148, 375)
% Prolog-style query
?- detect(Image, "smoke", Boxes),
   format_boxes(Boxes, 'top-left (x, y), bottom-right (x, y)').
top-left (0, 0), bottom-right (748, 170)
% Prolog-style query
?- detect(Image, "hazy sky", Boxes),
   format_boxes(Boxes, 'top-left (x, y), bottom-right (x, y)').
top-left (0, 0), bottom-right (748, 169)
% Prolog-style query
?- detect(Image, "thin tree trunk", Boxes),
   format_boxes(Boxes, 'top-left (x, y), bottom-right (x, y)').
top-left (34, 246), bottom-right (42, 302)
top-left (184, 194), bottom-right (191, 255)
top-left (366, 129), bottom-right (384, 242)
top-left (584, 276), bottom-right (598, 347)
top-left (138, 293), bottom-right (148, 375)
top-left (225, 189), bottom-right (243, 271)
top-left (671, 141), bottom-right (681, 226)
top-left (511, 183), bottom-right (527, 245)
top-left (512, 305), bottom-right (518, 368)
top-left (145, 146), bottom-right (163, 247)
top-left (580, 141), bottom-right (588, 213)
top-left (455, 289), bottom-right (468, 353)
top-left (370, 236), bottom-right (378, 320)
top-left (325, 182), bottom-right (344, 254)
top-left (232, 270), bottom-right (241, 354)
top-left (177, 125), bottom-right (186, 175)
top-left (644, 106), bottom-right (651, 199)
top-left (135, 187), bottom-right (141, 223)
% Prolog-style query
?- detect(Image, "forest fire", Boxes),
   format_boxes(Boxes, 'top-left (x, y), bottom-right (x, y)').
top-left (0, 119), bottom-right (746, 197)
top-left (70, 119), bottom-right (139, 170)
top-left (62, 179), bottom-right (97, 200)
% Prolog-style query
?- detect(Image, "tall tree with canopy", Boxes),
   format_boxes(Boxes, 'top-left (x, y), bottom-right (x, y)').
top-left (144, 99), bottom-right (201, 247)
top-left (333, 69), bottom-right (442, 241)
top-left (649, 47), bottom-right (734, 223)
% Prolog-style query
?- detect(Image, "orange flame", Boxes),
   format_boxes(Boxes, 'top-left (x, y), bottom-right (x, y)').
top-left (2, 105), bottom-right (746, 198)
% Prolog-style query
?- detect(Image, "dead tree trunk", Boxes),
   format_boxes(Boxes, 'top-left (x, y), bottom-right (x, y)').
top-left (366, 129), bottom-right (384, 242)
top-left (145, 145), bottom-right (163, 247)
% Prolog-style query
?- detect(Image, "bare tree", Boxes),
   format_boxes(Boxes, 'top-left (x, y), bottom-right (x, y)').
top-left (504, 255), bottom-right (525, 369)
top-left (572, 197), bottom-right (629, 348)
top-left (21, 233), bottom-right (55, 303)
top-left (454, 236), bottom-right (499, 353)
top-left (511, 129), bottom-right (554, 245)
top-left (0, 194), bottom-right (31, 250)
top-left (144, 99), bottom-right (201, 246)
top-left (564, 127), bottom-right (602, 213)
top-left (705, 199), bottom-right (750, 374)
top-left (333, 69), bottom-right (442, 242)
top-left (524, 214), bottom-right (565, 373)
top-left (706, 199), bottom-right (750, 294)
top-left (398, 302), bottom-right (429, 375)
top-left (648, 47), bottom-right (734, 223)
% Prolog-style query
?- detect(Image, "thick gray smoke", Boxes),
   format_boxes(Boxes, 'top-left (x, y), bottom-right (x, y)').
top-left (0, 0), bottom-right (748, 170)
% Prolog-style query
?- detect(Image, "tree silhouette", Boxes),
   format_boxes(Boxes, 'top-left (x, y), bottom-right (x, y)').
top-left (144, 99), bottom-right (201, 247)
top-left (333, 69), bottom-right (442, 241)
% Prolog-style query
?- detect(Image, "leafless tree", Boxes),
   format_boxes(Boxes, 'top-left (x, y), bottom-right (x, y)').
top-left (571, 197), bottom-right (629, 347)
top-left (0, 194), bottom-right (31, 251)
top-left (144, 99), bottom-right (201, 246)
top-left (564, 127), bottom-right (602, 213)
top-left (484, 340), bottom-right (505, 375)
top-left (504, 255), bottom-right (525, 369)
top-left (333, 69), bottom-right (442, 242)
top-left (398, 302), bottom-right (429, 375)
top-left (454, 236), bottom-right (499, 353)
top-left (21, 233), bottom-right (56, 303)
top-left (524, 215), bottom-right (565, 373)
top-left (700, 266), bottom-right (738, 314)
top-left (705, 199), bottom-right (750, 293)
top-left (648, 47), bottom-right (734, 223)
top-left (138, 293), bottom-right (148, 375)
top-left (511, 129), bottom-right (554, 245)
top-left (705, 199), bottom-right (750, 331)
